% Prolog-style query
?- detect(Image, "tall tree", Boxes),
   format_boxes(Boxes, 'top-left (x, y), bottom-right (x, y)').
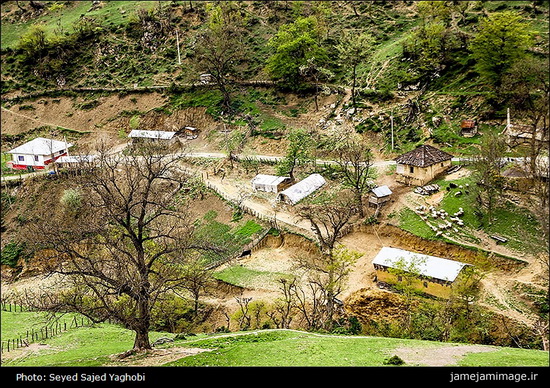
top-left (469, 11), bottom-right (535, 87)
top-left (333, 132), bottom-right (374, 218)
top-left (471, 132), bottom-right (508, 224)
top-left (265, 16), bottom-right (328, 90)
top-left (276, 128), bottom-right (314, 182)
top-left (193, 2), bottom-right (246, 110)
top-left (336, 30), bottom-right (373, 107)
top-left (19, 142), bottom-right (219, 351)
top-left (296, 193), bottom-right (359, 329)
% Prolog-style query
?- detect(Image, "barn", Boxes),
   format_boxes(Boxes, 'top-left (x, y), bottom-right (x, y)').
top-left (276, 174), bottom-right (326, 205)
top-left (372, 247), bottom-right (471, 299)
top-left (395, 144), bottom-right (453, 186)
top-left (6, 137), bottom-right (73, 171)
top-left (251, 174), bottom-right (291, 193)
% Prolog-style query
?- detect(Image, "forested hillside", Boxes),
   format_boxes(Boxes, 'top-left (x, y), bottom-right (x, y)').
top-left (1, 1), bottom-right (548, 367)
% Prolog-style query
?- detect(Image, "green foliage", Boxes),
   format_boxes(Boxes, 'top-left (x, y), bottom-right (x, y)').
top-left (383, 355), bottom-right (405, 365)
top-left (276, 128), bottom-right (314, 180)
top-left (469, 11), bottom-right (535, 86)
top-left (1, 241), bottom-right (27, 267)
top-left (265, 16), bottom-right (329, 90)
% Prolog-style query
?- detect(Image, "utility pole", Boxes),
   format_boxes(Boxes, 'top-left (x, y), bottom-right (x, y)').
top-left (390, 110), bottom-right (394, 151)
top-left (176, 30), bottom-right (182, 65)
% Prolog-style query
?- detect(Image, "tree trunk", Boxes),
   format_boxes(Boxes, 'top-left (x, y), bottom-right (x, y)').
top-left (133, 326), bottom-right (151, 350)
top-left (351, 64), bottom-right (357, 107)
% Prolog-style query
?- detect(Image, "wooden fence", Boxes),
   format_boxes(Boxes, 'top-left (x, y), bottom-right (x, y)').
top-left (0, 300), bottom-right (93, 354)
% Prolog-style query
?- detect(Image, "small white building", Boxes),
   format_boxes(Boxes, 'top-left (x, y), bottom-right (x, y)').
top-left (6, 137), bottom-right (73, 170)
top-left (56, 155), bottom-right (97, 169)
top-left (251, 174), bottom-right (291, 193)
top-left (128, 130), bottom-right (177, 142)
top-left (276, 174), bottom-right (326, 205)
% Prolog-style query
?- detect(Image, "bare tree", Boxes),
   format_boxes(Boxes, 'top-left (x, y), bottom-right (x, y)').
top-left (193, 2), bottom-right (246, 111)
top-left (296, 193), bottom-right (359, 329)
top-left (333, 132), bottom-right (374, 218)
top-left (18, 141), bottom-right (221, 352)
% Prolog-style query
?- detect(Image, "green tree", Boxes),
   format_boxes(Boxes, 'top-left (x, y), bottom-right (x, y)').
top-left (403, 20), bottom-right (458, 74)
top-left (336, 31), bottom-right (374, 107)
top-left (276, 128), bottom-right (314, 181)
top-left (265, 16), bottom-right (328, 90)
top-left (17, 24), bottom-right (48, 62)
top-left (469, 11), bottom-right (535, 87)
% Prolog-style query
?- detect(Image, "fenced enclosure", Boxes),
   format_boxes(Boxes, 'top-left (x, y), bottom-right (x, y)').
top-left (0, 298), bottom-right (93, 354)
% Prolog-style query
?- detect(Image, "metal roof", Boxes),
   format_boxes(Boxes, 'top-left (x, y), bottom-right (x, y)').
top-left (372, 247), bottom-right (469, 282)
top-left (7, 137), bottom-right (73, 155)
top-left (372, 185), bottom-right (392, 197)
top-left (128, 130), bottom-right (176, 140)
top-left (251, 174), bottom-right (290, 186)
top-left (277, 174), bottom-right (326, 205)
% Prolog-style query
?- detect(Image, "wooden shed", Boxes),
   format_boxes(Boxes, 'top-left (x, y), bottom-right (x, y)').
top-left (368, 185), bottom-right (392, 207)
top-left (372, 247), bottom-right (471, 299)
top-left (395, 144), bottom-right (453, 186)
top-left (460, 120), bottom-right (478, 137)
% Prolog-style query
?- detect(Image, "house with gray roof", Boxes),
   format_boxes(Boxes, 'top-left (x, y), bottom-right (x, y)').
top-left (395, 144), bottom-right (453, 186)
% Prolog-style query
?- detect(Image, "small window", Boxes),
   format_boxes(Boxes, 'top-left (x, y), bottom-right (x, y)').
top-left (409, 166), bottom-right (414, 173)
top-left (58, 149), bottom-right (65, 155)
top-left (18, 155), bottom-right (24, 161)
top-left (34, 155), bottom-right (39, 162)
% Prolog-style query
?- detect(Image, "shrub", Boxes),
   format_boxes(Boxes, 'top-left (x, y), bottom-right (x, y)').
top-left (383, 355), bottom-right (405, 365)
top-left (1, 242), bottom-right (27, 267)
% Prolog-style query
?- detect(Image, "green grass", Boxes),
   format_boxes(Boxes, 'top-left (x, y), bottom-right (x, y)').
top-left (399, 172), bottom-right (546, 255)
top-left (165, 330), bottom-right (549, 367)
top-left (213, 265), bottom-right (292, 289)
top-left (398, 207), bottom-right (437, 240)
top-left (0, 1), bottom-right (157, 49)
top-left (194, 213), bottom-right (264, 265)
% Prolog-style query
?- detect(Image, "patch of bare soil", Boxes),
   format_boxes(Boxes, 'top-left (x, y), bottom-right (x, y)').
top-left (391, 344), bottom-right (496, 366)
top-left (107, 347), bottom-right (211, 366)
top-left (1, 343), bottom-right (55, 363)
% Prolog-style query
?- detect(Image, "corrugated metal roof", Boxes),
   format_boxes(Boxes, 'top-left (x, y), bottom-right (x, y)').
top-left (372, 247), bottom-right (469, 282)
top-left (277, 174), bottom-right (326, 205)
top-left (372, 185), bottom-right (392, 197)
top-left (128, 130), bottom-right (176, 139)
top-left (7, 137), bottom-right (73, 155)
top-left (251, 174), bottom-right (289, 186)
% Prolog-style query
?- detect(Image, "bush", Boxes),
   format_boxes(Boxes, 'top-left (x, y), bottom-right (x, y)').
top-left (1, 242), bottom-right (27, 267)
top-left (383, 355), bottom-right (405, 365)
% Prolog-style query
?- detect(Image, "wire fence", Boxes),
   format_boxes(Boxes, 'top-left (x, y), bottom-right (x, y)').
top-left (0, 299), bottom-right (94, 354)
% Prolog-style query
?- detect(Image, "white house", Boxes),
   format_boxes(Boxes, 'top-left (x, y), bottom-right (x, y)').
top-left (251, 174), bottom-right (291, 193)
top-left (276, 174), bottom-right (326, 205)
top-left (6, 137), bottom-right (73, 170)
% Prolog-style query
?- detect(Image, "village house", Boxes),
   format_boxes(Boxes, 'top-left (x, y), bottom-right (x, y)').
top-left (251, 174), bottom-right (292, 193)
top-left (276, 174), bottom-right (326, 205)
top-left (395, 144), bottom-right (453, 186)
top-left (368, 185), bottom-right (393, 207)
top-left (372, 246), bottom-right (471, 299)
top-left (6, 137), bottom-right (73, 171)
